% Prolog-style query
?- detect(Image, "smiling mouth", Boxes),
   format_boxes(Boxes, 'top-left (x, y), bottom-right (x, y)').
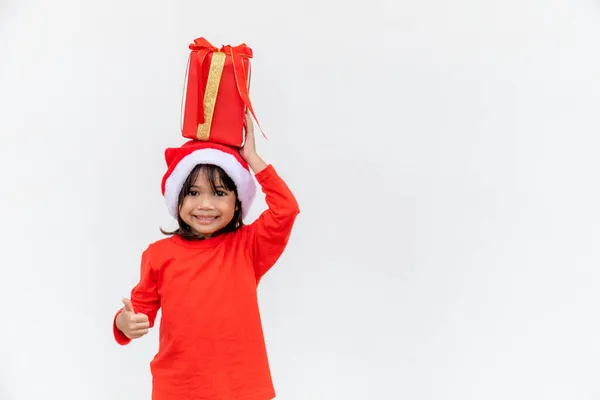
top-left (193, 216), bottom-right (218, 225)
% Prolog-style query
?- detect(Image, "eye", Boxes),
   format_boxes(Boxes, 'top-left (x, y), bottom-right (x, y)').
top-left (188, 190), bottom-right (199, 196)
top-left (215, 190), bottom-right (227, 197)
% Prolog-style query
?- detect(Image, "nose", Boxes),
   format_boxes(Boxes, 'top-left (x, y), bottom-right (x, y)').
top-left (196, 194), bottom-right (215, 209)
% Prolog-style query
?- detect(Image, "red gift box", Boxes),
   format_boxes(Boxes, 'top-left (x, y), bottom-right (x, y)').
top-left (181, 38), bottom-right (262, 147)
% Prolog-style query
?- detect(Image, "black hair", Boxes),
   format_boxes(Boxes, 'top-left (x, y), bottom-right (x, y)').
top-left (160, 164), bottom-right (243, 240)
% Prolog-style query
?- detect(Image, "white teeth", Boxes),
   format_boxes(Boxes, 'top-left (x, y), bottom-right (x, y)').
top-left (194, 216), bottom-right (217, 223)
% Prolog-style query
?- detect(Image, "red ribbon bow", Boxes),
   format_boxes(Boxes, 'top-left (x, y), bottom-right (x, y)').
top-left (184, 37), bottom-right (264, 139)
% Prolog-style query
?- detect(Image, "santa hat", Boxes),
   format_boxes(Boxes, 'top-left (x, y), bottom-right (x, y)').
top-left (161, 140), bottom-right (256, 220)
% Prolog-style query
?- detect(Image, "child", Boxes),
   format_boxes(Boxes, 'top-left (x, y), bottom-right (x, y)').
top-left (113, 113), bottom-right (300, 400)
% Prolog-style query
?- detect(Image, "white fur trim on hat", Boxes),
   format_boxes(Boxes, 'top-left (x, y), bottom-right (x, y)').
top-left (164, 148), bottom-right (256, 220)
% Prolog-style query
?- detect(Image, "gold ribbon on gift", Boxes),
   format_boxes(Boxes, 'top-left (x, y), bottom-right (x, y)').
top-left (195, 51), bottom-right (226, 140)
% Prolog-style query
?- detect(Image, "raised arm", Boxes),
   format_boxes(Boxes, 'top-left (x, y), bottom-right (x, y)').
top-left (240, 114), bottom-right (300, 282)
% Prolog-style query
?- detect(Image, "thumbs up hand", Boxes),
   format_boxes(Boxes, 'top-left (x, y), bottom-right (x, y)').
top-left (116, 298), bottom-right (150, 340)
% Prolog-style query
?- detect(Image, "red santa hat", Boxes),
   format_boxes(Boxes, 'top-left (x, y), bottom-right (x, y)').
top-left (161, 140), bottom-right (257, 220)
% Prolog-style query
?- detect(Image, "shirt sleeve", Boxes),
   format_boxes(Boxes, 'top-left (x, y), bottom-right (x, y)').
top-left (113, 248), bottom-right (161, 345)
top-left (246, 165), bottom-right (300, 282)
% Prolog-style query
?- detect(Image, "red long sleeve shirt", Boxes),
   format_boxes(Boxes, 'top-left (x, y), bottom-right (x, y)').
top-left (113, 165), bottom-right (299, 400)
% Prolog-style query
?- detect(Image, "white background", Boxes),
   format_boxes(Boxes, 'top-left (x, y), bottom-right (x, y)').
top-left (1, 0), bottom-right (600, 399)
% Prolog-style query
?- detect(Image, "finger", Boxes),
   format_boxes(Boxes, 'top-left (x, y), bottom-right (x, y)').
top-left (133, 313), bottom-right (149, 323)
top-left (134, 313), bottom-right (148, 322)
top-left (134, 321), bottom-right (150, 330)
top-left (127, 321), bottom-right (149, 332)
top-left (122, 298), bottom-right (134, 313)
top-left (129, 322), bottom-right (150, 332)
top-left (245, 122), bottom-right (254, 137)
top-left (130, 328), bottom-right (149, 338)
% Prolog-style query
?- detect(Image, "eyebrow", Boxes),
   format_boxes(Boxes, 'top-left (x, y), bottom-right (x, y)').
top-left (190, 185), bottom-right (229, 191)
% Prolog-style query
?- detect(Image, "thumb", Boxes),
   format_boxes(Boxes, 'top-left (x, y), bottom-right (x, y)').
top-left (122, 298), bottom-right (134, 313)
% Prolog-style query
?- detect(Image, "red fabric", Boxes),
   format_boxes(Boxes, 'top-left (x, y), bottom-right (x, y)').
top-left (182, 38), bottom-right (258, 147)
top-left (160, 140), bottom-right (249, 195)
top-left (114, 165), bottom-right (299, 400)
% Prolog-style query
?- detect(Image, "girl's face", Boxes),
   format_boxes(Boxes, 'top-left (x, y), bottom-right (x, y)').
top-left (178, 168), bottom-right (238, 237)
